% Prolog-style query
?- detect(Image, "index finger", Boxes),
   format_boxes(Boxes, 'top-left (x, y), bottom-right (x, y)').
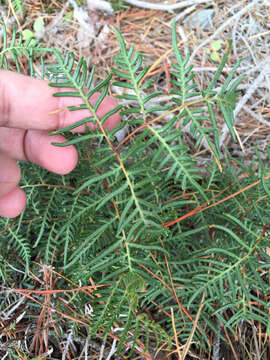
top-left (0, 70), bottom-right (120, 131)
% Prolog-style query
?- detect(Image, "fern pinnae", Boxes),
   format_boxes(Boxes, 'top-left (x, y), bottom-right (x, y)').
top-left (74, 167), bottom-right (121, 194)
top-left (112, 26), bottom-right (148, 123)
top-left (87, 257), bottom-right (129, 281)
top-left (117, 160), bottom-right (149, 229)
top-left (116, 305), bottom-right (133, 354)
top-left (44, 222), bottom-right (56, 264)
top-left (219, 60), bottom-right (244, 98)
top-left (150, 125), bottom-right (208, 201)
top-left (91, 276), bottom-right (122, 336)
top-left (73, 56), bottom-right (88, 88)
top-left (8, 228), bottom-right (31, 273)
top-left (62, 216), bottom-right (130, 273)
top-left (54, 202), bottom-right (95, 243)
top-left (219, 215), bottom-right (258, 249)
top-left (34, 187), bottom-right (56, 247)
top-left (49, 117), bottom-right (93, 135)
top-left (95, 182), bottom-right (129, 211)
top-left (205, 40), bottom-right (232, 95)
top-left (63, 222), bottom-right (114, 270)
top-left (52, 133), bottom-right (95, 147)
top-left (61, 193), bottom-right (81, 266)
top-left (171, 20), bottom-right (190, 103)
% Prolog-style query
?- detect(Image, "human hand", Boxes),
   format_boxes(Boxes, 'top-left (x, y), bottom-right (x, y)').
top-left (0, 70), bottom-right (121, 218)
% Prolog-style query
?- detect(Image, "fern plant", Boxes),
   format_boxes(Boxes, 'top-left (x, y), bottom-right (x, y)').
top-left (0, 21), bottom-right (270, 357)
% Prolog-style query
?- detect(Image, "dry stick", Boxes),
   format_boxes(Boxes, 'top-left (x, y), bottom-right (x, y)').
top-left (234, 63), bottom-right (270, 115)
top-left (124, 0), bottom-right (213, 12)
top-left (182, 293), bottom-right (205, 360)
top-left (7, 0), bottom-right (21, 28)
top-left (188, 0), bottom-right (262, 64)
top-left (251, 322), bottom-right (261, 360)
top-left (163, 173), bottom-right (270, 227)
top-left (62, 325), bottom-right (74, 360)
top-left (242, 106), bottom-right (270, 130)
top-left (171, 307), bottom-right (183, 360)
top-left (170, 4), bottom-right (196, 24)
top-left (212, 318), bottom-right (221, 360)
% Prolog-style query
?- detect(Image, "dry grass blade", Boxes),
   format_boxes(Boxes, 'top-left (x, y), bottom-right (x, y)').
top-left (181, 293), bottom-right (205, 359)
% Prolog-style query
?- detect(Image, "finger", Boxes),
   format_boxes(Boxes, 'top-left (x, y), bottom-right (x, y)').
top-left (0, 127), bottom-right (78, 174)
top-left (0, 186), bottom-right (26, 218)
top-left (0, 70), bottom-right (121, 131)
top-left (0, 152), bottom-right (21, 197)
top-left (24, 130), bottom-right (78, 174)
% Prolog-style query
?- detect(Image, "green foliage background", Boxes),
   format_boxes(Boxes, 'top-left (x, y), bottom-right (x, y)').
top-left (0, 22), bottom-right (270, 355)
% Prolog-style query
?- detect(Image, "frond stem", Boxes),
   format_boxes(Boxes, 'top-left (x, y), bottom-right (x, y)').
top-left (114, 96), bottom-right (214, 151)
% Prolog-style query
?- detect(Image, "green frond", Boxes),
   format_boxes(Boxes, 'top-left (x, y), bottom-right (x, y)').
top-left (170, 21), bottom-right (245, 158)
